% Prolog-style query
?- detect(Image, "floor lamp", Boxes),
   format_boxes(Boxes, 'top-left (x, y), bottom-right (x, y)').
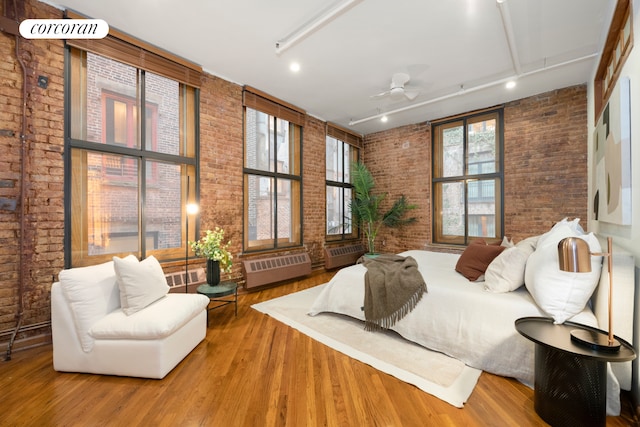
top-left (558, 236), bottom-right (620, 352)
top-left (185, 176), bottom-right (199, 293)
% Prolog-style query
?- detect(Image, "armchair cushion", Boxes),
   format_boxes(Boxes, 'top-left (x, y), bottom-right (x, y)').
top-left (58, 255), bottom-right (135, 352)
top-left (90, 293), bottom-right (210, 340)
top-left (113, 255), bottom-right (170, 315)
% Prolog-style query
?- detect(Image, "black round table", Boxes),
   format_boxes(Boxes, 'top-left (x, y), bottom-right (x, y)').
top-left (197, 281), bottom-right (238, 319)
top-left (515, 316), bottom-right (635, 427)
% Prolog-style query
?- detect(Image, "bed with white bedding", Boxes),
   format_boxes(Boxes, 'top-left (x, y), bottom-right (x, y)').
top-left (309, 223), bottom-right (635, 415)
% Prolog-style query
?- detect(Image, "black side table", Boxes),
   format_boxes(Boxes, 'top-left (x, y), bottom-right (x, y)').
top-left (515, 317), bottom-right (635, 427)
top-left (197, 280), bottom-right (238, 319)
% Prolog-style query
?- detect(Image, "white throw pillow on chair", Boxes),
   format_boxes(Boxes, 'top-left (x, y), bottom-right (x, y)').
top-left (113, 255), bottom-right (170, 316)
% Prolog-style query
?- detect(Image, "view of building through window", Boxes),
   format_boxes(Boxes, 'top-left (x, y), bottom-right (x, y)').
top-left (325, 136), bottom-right (358, 239)
top-left (244, 107), bottom-right (302, 251)
top-left (68, 49), bottom-right (197, 266)
top-left (433, 111), bottom-right (502, 244)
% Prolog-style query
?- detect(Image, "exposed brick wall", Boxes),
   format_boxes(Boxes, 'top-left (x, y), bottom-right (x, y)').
top-left (503, 86), bottom-right (588, 241)
top-left (197, 74), bottom-right (244, 279)
top-left (363, 85), bottom-right (588, 254)
top-left (0, 0), bottom-right (588, 350)
top-left (363, 123), bottom-right (432, 253)
top-left (0, 0), bottom-right (65, 345)
top-left (301, 116), bottom-right (327, 268)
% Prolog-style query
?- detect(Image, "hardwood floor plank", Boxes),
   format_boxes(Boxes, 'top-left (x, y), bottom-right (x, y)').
top-left (0, 272), bottom-right (636, 426)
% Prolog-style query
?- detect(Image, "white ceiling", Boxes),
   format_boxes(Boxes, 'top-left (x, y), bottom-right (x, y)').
top-left (46, 0), bottom-right (615, 135)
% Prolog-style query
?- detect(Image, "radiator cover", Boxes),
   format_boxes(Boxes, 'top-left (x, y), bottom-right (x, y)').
top-left (324, 243), bottom-right (365, 269)
top-left (242, 252), bottom-right (311, 289)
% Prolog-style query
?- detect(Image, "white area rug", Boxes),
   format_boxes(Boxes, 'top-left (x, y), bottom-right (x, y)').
top-left (252, 284), bottom-right (481, 408)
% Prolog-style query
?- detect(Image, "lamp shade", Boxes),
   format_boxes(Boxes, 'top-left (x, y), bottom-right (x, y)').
top-left (557, 237), bottom-right (591, 273)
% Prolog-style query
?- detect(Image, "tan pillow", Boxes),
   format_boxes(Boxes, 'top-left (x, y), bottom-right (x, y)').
top-left (455, 239), bottom-right (506, 281)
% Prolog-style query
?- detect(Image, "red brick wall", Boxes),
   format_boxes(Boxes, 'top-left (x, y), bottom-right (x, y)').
top-left (362, 123), bottom-right (432, 253)
top-left (0, 0), bottom-right (588, 349)
top-left (363, 85), bottom-right (588, 254)
top-left (503, 86), bottom-right (588, 241)
top-left (0, 0), bottom-right (65, 346)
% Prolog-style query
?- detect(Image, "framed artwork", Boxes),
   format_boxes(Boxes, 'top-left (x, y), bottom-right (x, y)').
top-left (592, 76), bottom-right (632, 225)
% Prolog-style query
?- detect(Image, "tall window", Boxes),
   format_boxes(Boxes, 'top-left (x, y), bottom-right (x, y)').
top-left (243, 89), bottom-right (303, 251)
top-left (326, 132), bottom-right (360, 240)
top-left (66, 44), bottom-right (200, 267)
top-left (432, 110), bottom-right (503, 245)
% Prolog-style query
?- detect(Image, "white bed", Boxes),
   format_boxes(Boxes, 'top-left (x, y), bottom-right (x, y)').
top-left (309, 238), bottom-right (635, 415)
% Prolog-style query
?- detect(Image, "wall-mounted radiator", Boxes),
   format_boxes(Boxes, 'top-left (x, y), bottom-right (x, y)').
top-left (324, 243), bottom-right (365, 269)
top-left (242, 252), bottom-right (312, 289)
top-left (165, 268), bottom-right (205, 290)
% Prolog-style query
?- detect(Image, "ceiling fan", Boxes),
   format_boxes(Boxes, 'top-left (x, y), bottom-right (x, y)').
top-left (371, 72), bottom-right (420, 101)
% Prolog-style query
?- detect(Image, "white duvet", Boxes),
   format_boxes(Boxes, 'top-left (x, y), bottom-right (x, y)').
top-left (309, 250), bottom-right (620, 414)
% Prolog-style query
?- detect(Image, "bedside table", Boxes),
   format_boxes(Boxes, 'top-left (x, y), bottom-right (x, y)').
top-left (515, 317), bottom-right (635, 427)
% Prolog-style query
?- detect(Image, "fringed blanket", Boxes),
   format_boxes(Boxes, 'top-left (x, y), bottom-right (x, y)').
top-left (360, 254), bottom-right (427, 331)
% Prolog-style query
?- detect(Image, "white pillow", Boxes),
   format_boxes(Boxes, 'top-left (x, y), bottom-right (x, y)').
top-left (525, 224), bottom-right (602, 324)
top-left (484, 242), bottom-right (535, 293)
top-left (113, 255), bottom-right (170, 316)
top-left (58, 256), bottom-right (135, 352)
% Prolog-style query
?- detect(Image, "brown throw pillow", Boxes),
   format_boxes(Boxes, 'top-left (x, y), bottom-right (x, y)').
top-left (455, 239), bottom-right (506, 281)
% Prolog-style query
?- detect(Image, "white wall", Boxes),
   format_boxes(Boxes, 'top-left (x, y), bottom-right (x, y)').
top-left (587, 0), bottom-right (640, 405)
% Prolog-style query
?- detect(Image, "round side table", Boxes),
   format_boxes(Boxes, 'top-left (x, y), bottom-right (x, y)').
top-left (197, 281), bottom-right (238, 320)
top-left (515, 316), bottom-right (635, 427)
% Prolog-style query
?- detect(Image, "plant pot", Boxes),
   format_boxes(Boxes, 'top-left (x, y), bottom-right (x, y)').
top-left (206, 259), bottom-right (220, 286)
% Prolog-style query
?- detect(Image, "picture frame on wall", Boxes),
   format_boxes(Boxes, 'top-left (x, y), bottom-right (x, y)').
top-left (592, 76), bottom-right (632, 225)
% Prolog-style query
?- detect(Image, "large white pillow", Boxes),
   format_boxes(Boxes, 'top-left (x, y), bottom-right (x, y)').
top-left (484, 241), bottom-right (535, 293)
top-left (113, 255), bottom-right (170, 316)
top-left (58, 256), bottom-right (135, 352)
top-left (525, 223), bottom-right (602, 324)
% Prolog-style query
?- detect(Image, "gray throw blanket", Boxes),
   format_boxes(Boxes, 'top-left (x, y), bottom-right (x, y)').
top-left (359, 254), bottom-right (427, 331)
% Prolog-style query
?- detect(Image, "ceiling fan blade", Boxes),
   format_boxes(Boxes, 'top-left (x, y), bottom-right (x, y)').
top-left (404, 90), bottom-right (419, 100)
top-left (370, 90), bottom-right (390, 99)
top-left (391, 72), bottom-right (410, 88)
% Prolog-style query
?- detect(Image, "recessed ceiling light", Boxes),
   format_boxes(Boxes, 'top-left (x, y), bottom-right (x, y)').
top-left (506, 80), bottom-right (516, 89)
top-left (290, 62), bottom-right (301, 72)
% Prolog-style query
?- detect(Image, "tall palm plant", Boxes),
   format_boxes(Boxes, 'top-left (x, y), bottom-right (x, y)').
top-left (350, 161), bottom-right (417, 254)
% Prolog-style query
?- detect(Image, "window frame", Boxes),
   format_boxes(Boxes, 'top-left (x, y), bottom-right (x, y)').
top-left (64, 46), bottom-right (200, 268)
top-left (431, 109), bottom-right (504, 246)
top-left (325, 135), bottom-right (360, 241)
top-left (242, 97), bottom-right (304, 253)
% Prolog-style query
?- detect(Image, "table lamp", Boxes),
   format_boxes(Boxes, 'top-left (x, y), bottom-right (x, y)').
top-left (558, 236), bottom-right (620, 352)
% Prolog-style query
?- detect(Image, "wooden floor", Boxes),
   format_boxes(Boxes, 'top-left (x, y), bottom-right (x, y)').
top-left (1, 271), bottom-right (638, 426)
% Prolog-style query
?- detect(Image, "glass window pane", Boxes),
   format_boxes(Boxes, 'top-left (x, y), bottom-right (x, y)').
top-left (146, 161), bottom-right (181, 249)
top-left (247, 174), bottom-right (274, 246)
top-left (326, 185), bottom-right (343, 235)
top-left (442, 125), bottom-right (464, 177)
top-left (467, 179), bottom-right (497, 238)
top-left (277, 119), bottom-right (291, 174)
top-left (277, 179), bottom-right (292, 240)
top-left (326, 136), bottom-right (339, 181)
top-left (441, 181), bottom-right (464, 237)
top-left (344, 187), bottom-right (352, 234)
top-left (342, 143), bottom-right (350, 184)
top-left (85, 152), bottom-right (139, 256)
top-left (245, 108), bottom-right (272, 171)
top-left (467, 118), bottom-right (497, 174)
top-left (145, 72), bottom-right (179, 155)
top-left (76, 52), bottom-right (139, 147)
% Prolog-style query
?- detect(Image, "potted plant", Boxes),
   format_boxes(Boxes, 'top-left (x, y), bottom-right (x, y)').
top-left (190, 227), bottom-right (233, 286)
top-left (350, 161), bottom-right (417, 255)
